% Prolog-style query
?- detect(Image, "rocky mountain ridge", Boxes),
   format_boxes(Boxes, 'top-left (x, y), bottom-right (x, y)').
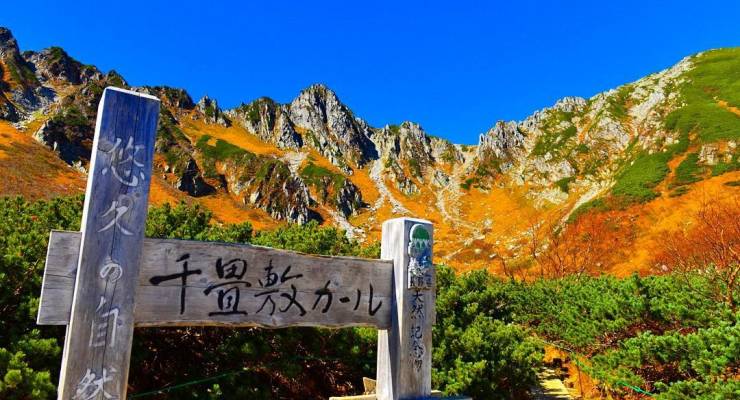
top-left (1, 26), bottom-right (738, 273)
top-left (0, 26), bottom-right (469, 225)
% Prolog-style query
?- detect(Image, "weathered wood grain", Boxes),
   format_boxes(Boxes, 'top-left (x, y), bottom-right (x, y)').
top-left (38, 231), bottom-right (393, 329)
top-left (376, 218), bottom-right (435, 400)
top-left (56, 87), bottom-right (160, 400)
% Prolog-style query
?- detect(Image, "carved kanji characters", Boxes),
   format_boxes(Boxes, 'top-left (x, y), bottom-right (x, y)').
top-left (98, 194), bottom-right (135, 236)
top-left (100, 136), bottom-right (146, 187)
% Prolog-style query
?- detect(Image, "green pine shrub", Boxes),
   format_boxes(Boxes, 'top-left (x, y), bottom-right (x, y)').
top-left (1, 195), bottom-right (736, 399)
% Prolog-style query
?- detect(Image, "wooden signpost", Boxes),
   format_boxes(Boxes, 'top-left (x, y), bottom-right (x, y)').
top-left (37, 87), bottom-right (437, 400)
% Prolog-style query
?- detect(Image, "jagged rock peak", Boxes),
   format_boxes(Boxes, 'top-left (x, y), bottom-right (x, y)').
top-left (0, 27), bottom-right (20, 56)
top-left (0, 27), bottom-right (57, 121)
top-left (477, 96), bottom-right (587, 162)
top-left (375, 121), bottom-right (433, 162)
top-left (552, 96), bottom-right (587, 113)
top-left (373, 121), bottom-right (462, 194)
top-left (289, 83), bottom-right (377, 169)
top-left (477, 120), bottom-right (524, 160)
top-left (296, 83), bottom-right (340, 104)
top-left (227, 97), bottom-right (302, 149)
top-left (196, 95), bottom-right (230, 126)
top-left (378, 121), bottom-right (463, 163)
top-left (0, 27), bottom-right (36, 86)
top-left (23, 47), bottom-right (96, 85)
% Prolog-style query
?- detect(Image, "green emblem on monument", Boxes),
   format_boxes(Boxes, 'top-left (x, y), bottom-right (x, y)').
top-left (407, 224), bottom-right (433, 289)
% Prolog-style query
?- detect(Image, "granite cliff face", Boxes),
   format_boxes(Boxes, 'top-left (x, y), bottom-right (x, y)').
top-left (196, 95), bottom-right (230, 127)
top-left (0, 27), bottom-right (54, 121)
top-left (227, 97), bottom-right (302, 149)
top-left (1, 26), bottom-right (738, 270)
top-left (288, 84), bottom-right (378, 171)
top-left (372, 121), bottom-right (462, 194)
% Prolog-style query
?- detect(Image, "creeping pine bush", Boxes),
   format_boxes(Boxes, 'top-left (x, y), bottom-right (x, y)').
top-left (434, 268), bottom-right (736, 398)
top-left (0, 196), bottom-right (82, 399)
top-left (3, 195), bottom-right (735, 399)
top-left (501, 273), bottom-right (736, 398)
top-left (589, 320), bottom-right (740, 397)
top-left (433, 267), bottom-right (543, 398)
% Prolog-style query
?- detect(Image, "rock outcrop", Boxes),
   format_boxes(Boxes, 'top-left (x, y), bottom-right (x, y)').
top-left (221, 156), bottom-right (313, 223)
top-left (477, 121), bottom-right (526, 169)
top-left (196, 95), bottom-right (230, 126)
top-left (228, 87), bottom-right (463, 184)
top-left (33, 117), bottom-right (90, 166)
top-left (0, 28), bottom-right (54, 120)
top-left (0, 97), bottom-right (18, 121)
top-left (175, 158), bottom-right (214, 197)
top-left (24, 47), bottom-right (90, 85)
top-left (303, 170), bottom-right (365, 218)
top-left (333, 179), bottom-right (364, 217)
top-left (31, 70), bottom-right (128, 167)
top-left (288, 84), bottom-right (377, 171)
top-left (372, 121), bottom-right (462, 193)
top-left (227, 97), bottom-right (302, 149)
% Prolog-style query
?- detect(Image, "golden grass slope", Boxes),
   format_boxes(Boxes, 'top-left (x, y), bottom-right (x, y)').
top-left (0, 121), bottom-right (85, 199)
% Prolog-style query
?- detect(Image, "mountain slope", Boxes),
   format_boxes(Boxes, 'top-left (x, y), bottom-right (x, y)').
top-left (0, 26), bottom-right (737, 274)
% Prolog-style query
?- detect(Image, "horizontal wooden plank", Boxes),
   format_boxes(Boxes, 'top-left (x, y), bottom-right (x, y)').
top-left (38, 231), bottom-right (393, 329)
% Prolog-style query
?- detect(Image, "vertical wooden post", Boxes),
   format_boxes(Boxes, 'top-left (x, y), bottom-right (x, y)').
top-left (57, 87), bottom-right (159, 400)
top-left (377, 218), bottom-right (434, 400)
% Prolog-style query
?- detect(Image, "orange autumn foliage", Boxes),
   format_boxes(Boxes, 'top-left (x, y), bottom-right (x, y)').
top-left (541, 211), bottom-right (635, 278)
top-left (652, 198), bottom-right (740, 310)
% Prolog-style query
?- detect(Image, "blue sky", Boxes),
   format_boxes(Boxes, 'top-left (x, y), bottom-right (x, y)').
top-left (2, 1), bottom-right (739, 144)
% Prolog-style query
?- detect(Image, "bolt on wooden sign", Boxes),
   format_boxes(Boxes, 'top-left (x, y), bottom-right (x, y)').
top-left (36, 87), bottom-right (435, 400)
